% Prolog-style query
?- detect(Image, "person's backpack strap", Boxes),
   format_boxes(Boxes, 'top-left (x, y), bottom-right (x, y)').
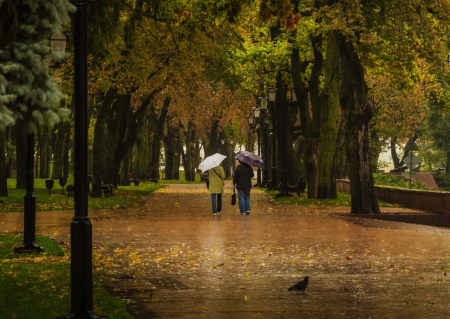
top-left (212, 168), bottom-right (223, 181)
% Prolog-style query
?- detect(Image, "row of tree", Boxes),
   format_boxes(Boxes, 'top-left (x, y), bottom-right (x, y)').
top-left (2, 0), bottom-right (450, 215)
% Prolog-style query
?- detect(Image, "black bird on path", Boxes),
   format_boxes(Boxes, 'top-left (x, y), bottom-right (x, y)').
top-left (288, 276), bottom-right (309, 292)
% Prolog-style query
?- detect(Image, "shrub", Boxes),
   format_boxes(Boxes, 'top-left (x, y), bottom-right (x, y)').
top-left (373, 173), bottom-right (426, 190)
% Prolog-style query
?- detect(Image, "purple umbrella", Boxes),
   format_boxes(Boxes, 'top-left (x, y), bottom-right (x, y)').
top-left (235, 151), bottom-right (265, 168)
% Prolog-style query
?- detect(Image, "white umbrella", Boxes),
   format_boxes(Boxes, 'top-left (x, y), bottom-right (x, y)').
top-left (198, 153), bottom-right (227, 172)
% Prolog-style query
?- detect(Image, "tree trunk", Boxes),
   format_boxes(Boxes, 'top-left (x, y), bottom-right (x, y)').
top-left (15, 120), bottom-right (27, 189)
top-left (183, 120), bottom-right (195, 181)
top-left (92, 88), bottom-right (114, 197)
top-left (51, 121), bottom-right (69, 179)
top-left (291, 47), bottom-right (318, 198)
top-left (0, 130), bottom-right (7, 196)
top-left (218, 132), bottom-right (230, 178)
top-left (173, 124), bottom-right (181, 180)
top-left (317, 33), bottom-right (341, 199)
top-left (206, 119), bottom-right (220, 157)
top-left (119, 150), bottom-right (130, 186)
top-left (286, 97), bottom-right (301, 185)
top-left (446, 151), bottom-right (450, 178)
top-left (148, 97), bottom-right (170, 180)
top-left (134, 115), bottom-right (148, 180)
top-left (391, 136), bottom-right (401, 168)
top-left (6, 126), bottom-right (13, 179)
top-left (35, 128), bottom-right (41, 178)
top-left (39, 127), bottom-right (49, 179)
top-left (163, 116), bottom-right (175, 180)
top-left (103, 93), bottom-right (131, 186)
top-left (181, 141), bottom-right (187, 180)
top-left (63, 124), bottom-right (71, 178)
top-left (337, 33), bottom-right (380, 214)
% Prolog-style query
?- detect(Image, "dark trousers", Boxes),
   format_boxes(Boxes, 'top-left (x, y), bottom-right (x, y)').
top-left (211, 193), bottom-right (222, 214)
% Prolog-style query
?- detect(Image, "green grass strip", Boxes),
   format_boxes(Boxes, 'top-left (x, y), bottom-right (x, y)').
top-left (1, 179), bottom-right (163, 212)
top-left (0, 234), bottom-right (133, 318)
top-left (0, 235), bottom-right (64, 259)
top-left (260, 189), bottom-right (395, 207)
top-left (0, 263), bottom-right (133, 319)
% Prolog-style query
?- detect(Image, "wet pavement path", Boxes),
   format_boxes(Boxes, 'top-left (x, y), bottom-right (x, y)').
top-left (2, 182), bottom-right (450, 318)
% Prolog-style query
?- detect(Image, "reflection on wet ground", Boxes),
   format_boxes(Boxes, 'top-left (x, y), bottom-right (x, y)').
top-left (1, 182), bottom-right (450, 318)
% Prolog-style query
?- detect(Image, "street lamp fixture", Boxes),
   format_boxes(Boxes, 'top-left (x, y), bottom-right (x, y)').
top-left (49, 31), bottom-right (70, 53)
top-left (247, 114), bottom-right (255, 126)
top-left (260, 97), bottom-right (268, 110)
top-left (230, 139), bottom-right (234, 144)
top-left (221, 139), bottom-right (225, 144)
top-left (253, 106), bottom-right (261, 118)
top-left (267, 88), bottom-right (277, 102)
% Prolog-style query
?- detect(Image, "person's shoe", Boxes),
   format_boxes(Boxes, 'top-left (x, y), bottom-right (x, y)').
top-left (246, 211), bottom-right (250, 215)
top-left (217, 211), bottom-right (222, 214)
top-left (213, 213), bottom-right (218, 215)
top-left (240, 212), bottom-right (246, 215)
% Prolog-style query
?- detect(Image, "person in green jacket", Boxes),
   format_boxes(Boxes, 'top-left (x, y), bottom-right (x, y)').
top-left (208, 165), bottom-right (226, 215)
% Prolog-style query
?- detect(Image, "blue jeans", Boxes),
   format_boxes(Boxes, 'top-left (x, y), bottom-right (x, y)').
top-left (237, 189), bottom-right (250, 213)
top-left (211, 194), bottom-right (222, 214)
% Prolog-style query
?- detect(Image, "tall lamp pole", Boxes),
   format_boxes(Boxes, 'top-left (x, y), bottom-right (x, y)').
top-left (267, 88), bottom-right (277, 190)
top-left (59, 1), bottom-right (106, 318)
top-left (14, 31), bottom-right (69, 254)
top-left (14, 132), bottom-right (44, 254)
top-left (260, 97), bottom-right (269, 188)
top-left (252, 106), bottom-right (262, 187)
top-left (230, 139), bottom-right (235, 173)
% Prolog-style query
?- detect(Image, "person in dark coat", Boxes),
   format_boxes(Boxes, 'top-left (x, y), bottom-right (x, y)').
top-left (233, 160), bottom-right (254, 215)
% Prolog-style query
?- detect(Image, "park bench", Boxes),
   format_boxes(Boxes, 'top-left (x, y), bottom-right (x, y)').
top-left (127, 174), bottom-right (140, 186)
top-left (101, 184), bottom-right (114, 197)
top-left (147, 174), bottom-right (158, 183)
top-left (66, 184), bottom-right (74, 197)
top-left (287, 177), bottom-right (307, 197)
top-left (199, 172), bottom-right (209, 182)
top-left (266, 179), bottom-right (280, 190)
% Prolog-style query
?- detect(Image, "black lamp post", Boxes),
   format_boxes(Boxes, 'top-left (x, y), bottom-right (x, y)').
top-left (267, 88), bottom-right (277, 190)
top-left (59, 1), bottom-right (105, 318)
top-left (259, 97), bottom-right (269, 188)
top-left (14, 31), bottom-right (71, 255)
top-left (230, 139), bottom-right (235, 172)
top-left (252, 106), bottom-right (262, 187)
top-left (14, 131), bottom-right (45, 254)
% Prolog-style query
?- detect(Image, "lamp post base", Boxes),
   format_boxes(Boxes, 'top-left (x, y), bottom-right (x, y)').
top-left (57, 310), bottom-right (107, 319)
top-left (58, 218), bottom-right (107, 319)
top-left (15, 193), bottom-right (44, 254)
top-left (14, 242), bottom-right (44, 254)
